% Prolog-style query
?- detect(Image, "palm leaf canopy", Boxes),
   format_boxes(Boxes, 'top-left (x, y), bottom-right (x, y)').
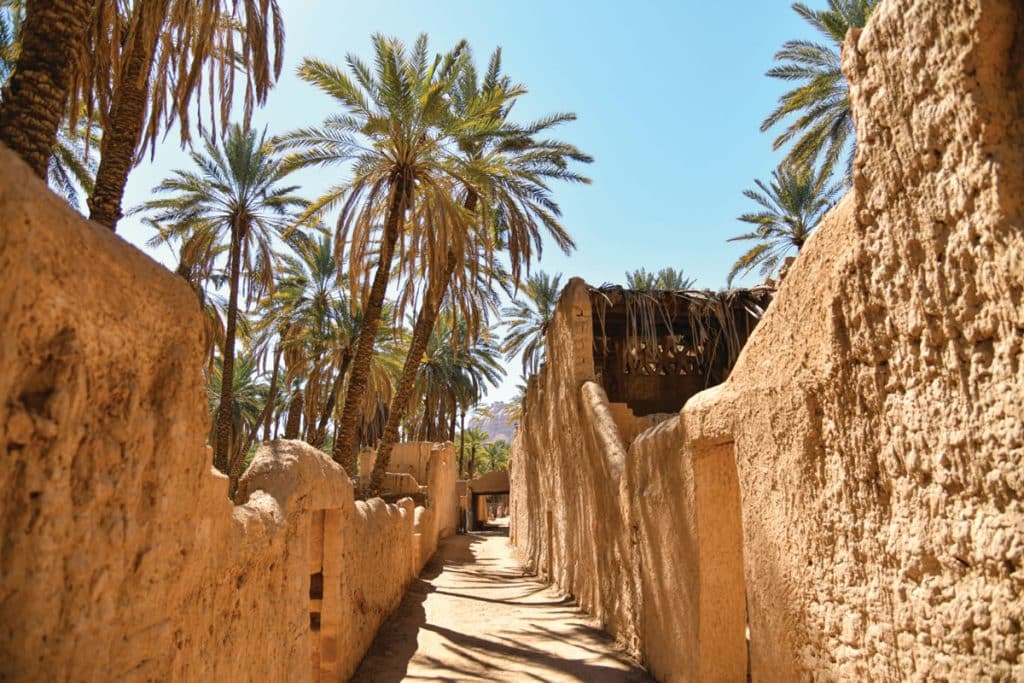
top-left (590, 284), bottom-right (774, 386)
top-left (727, 161), bottom-right (841, 285)
top-left (139, 124), bottom-right (305, 306)
top-left (761, 0), bottom-right (880, 184)
top-left (277, 34), bottom-right (489, 320)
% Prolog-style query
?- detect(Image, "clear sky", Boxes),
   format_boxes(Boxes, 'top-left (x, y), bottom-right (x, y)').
top-left (116, 0), bottom-right (815, 404)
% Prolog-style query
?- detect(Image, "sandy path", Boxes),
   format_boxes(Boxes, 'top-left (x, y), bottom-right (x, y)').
top-left (351, 525), bottom-right (652, 682)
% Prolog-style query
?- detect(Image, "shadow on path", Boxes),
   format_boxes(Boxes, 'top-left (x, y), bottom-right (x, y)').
top-left (351, 531), bottom-right (651, 682)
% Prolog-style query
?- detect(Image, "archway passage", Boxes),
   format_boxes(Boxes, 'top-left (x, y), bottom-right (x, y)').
top-left (351, 532), bottom-right (651, 682)
top-left (464, 470), bottom-right (510, 532)
top-left (471, 493), bottom-right (509, 532)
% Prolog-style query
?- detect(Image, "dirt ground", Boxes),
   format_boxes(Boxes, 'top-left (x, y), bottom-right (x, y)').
top-left (351, 521), bottom-right (652, 682)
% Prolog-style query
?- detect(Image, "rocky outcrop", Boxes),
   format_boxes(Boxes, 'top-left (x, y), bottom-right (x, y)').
top-left (512, 0), bottom-right (1023, 680)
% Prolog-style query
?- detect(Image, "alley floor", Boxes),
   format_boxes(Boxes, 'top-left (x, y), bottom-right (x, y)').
top-left (351, 522), bottom-right (652, 682)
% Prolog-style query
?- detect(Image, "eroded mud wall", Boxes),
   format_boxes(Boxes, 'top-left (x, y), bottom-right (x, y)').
top-left (512, 0), bottom-right (1023, 680)
top-left (710, 0), bottom-right (1024, 678)
top-left (510, 279), bottom-right (641, 650)
top-left (0, 146), bottom-right (450, 682)
top-left (426, 442), bottom-right (459, 540)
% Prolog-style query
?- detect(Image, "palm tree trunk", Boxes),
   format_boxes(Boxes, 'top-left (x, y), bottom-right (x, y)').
top-left (371, 266), bottom-right (451, 493)
top-left (262, 346), bottom-right (281, 441)
top-left (332, 185), bottom-right (406, 475)
top-left (0, 0), bottom-right (94, 179)
top-left (458, 408), bottom-right (466, 478)
top-left (213, 220), bottom-right (244, 474)
top-left (227, 437), bottom-right (247, 503)
top-left (367, 191), bottom-right (478, 494)
top-left (311, 352), bottom-right (350, 450)
top-left (423, 393), bottom-right (433, 440)
top-left (238, 345), bottom-right (280, 461)
top-left (86, 0), bottom-right (166, 230)
top-left (416, 395), bottom-right (428, 440)
top-left (284, 388), bottom-right (304, 439)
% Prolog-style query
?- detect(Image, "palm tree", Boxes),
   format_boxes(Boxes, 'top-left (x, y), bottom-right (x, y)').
top-left (270, 235), bottom-right (336, 439)
top-left (502, 271), bottom-right (564, 376)
top-left (625, 267), bottom-right (696, 291)
top-left (507, 383), bottom-right (527, 424)
top-left (79, 0), bottom-right (285, 230)
top-left (457, 427), bottom-right (489, 479)
top-left (0, 1), bottom-right (99, 208)
top-left (0, 0), bottom-right (94, 178)
top-left (727, 161), bottom-right (841, 284)
top-left (261, 233), bottom-right (366, 450)
top-left (369, 47), bottom-right (591, 494)
top-left (48, 117), bottom-right (100, 210)
top-left (206, 349), bottom-right (269, 487)
top-left (256, 244), bottom-right (405, 457)
top-left (479, 440), bottom-right (510, 474)
top-left (277, 34), bottom-right (476, 474)
top-left (761, 0), bottom-right (879, 184)
top-left (409, 314), bottom-right (504, 444)
top-left (139, 124), bottom-right (303, 482)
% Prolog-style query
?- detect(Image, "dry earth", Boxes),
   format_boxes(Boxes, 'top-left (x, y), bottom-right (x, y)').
top-left (352, 521), bottom-right (652, 682)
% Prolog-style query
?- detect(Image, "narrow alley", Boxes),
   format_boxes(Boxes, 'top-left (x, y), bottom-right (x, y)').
top-left (351, 523), bottom-right (651, 682)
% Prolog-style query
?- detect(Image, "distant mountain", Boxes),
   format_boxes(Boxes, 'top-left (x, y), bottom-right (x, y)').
top-left (469, 402), bottom-right (518, 443)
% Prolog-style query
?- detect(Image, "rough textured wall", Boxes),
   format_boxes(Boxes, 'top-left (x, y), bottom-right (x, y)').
top-left (622, 415), bottom-right (701, 682)
top-left (0, 147), bottom-right (451, 681)
top-left (384, 442), bottom-right (435, 482)
top-left (425, 442), bottom-right (459, 540)
top-left (331, 496), bottom-right (415, 678)
top-left (706, 1), bottom-right (1024, 678)
top-left (0, 141), bottom-right (227, 678)
top-left (510, 279), bottom-right (640, 650)
top-left (512, 1), bottom-right (1023, 680)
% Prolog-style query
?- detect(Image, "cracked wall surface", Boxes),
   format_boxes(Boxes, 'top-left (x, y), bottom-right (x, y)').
top-left (512, 0), bottom-right (1023, 680)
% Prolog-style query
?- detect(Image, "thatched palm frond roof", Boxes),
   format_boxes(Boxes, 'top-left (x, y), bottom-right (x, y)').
top-left (588, 284), bottom-right (773, 379)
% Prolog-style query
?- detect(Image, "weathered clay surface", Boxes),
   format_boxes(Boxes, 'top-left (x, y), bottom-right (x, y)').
top-left (424, 442), bottom-right (459, 540)
top-left (368, 441), bottom-right (439, 482)
top-left (0, 144), bottom-right (458, 681)
top-left (512, 1), bottom-right (1023, 680)
top-left (719, 1), bottom-right (1023, 678)
top-left (510, 281), bottom-right (641, 650)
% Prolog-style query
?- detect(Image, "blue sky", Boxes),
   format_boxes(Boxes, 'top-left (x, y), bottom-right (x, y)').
top-left (116, 0), bottom-right (814, 403)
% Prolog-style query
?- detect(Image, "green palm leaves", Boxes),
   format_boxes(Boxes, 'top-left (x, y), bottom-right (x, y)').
top-left (279, 34), bottom-right (477, 294)
top-left (413, 315), bottom-right (504, 442)
top-left (625, 268), bottom-right (696, 291)
top-left (761, 0), bottom-right (880, 184)
top-left (727, 162), bottom-right (841, 284)
top-left (501, 271), bottom-right (564, 375)
top-left (731, 0), bottom-right (879, 285)
top-left (144, 126), bottom-right (303, 277)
